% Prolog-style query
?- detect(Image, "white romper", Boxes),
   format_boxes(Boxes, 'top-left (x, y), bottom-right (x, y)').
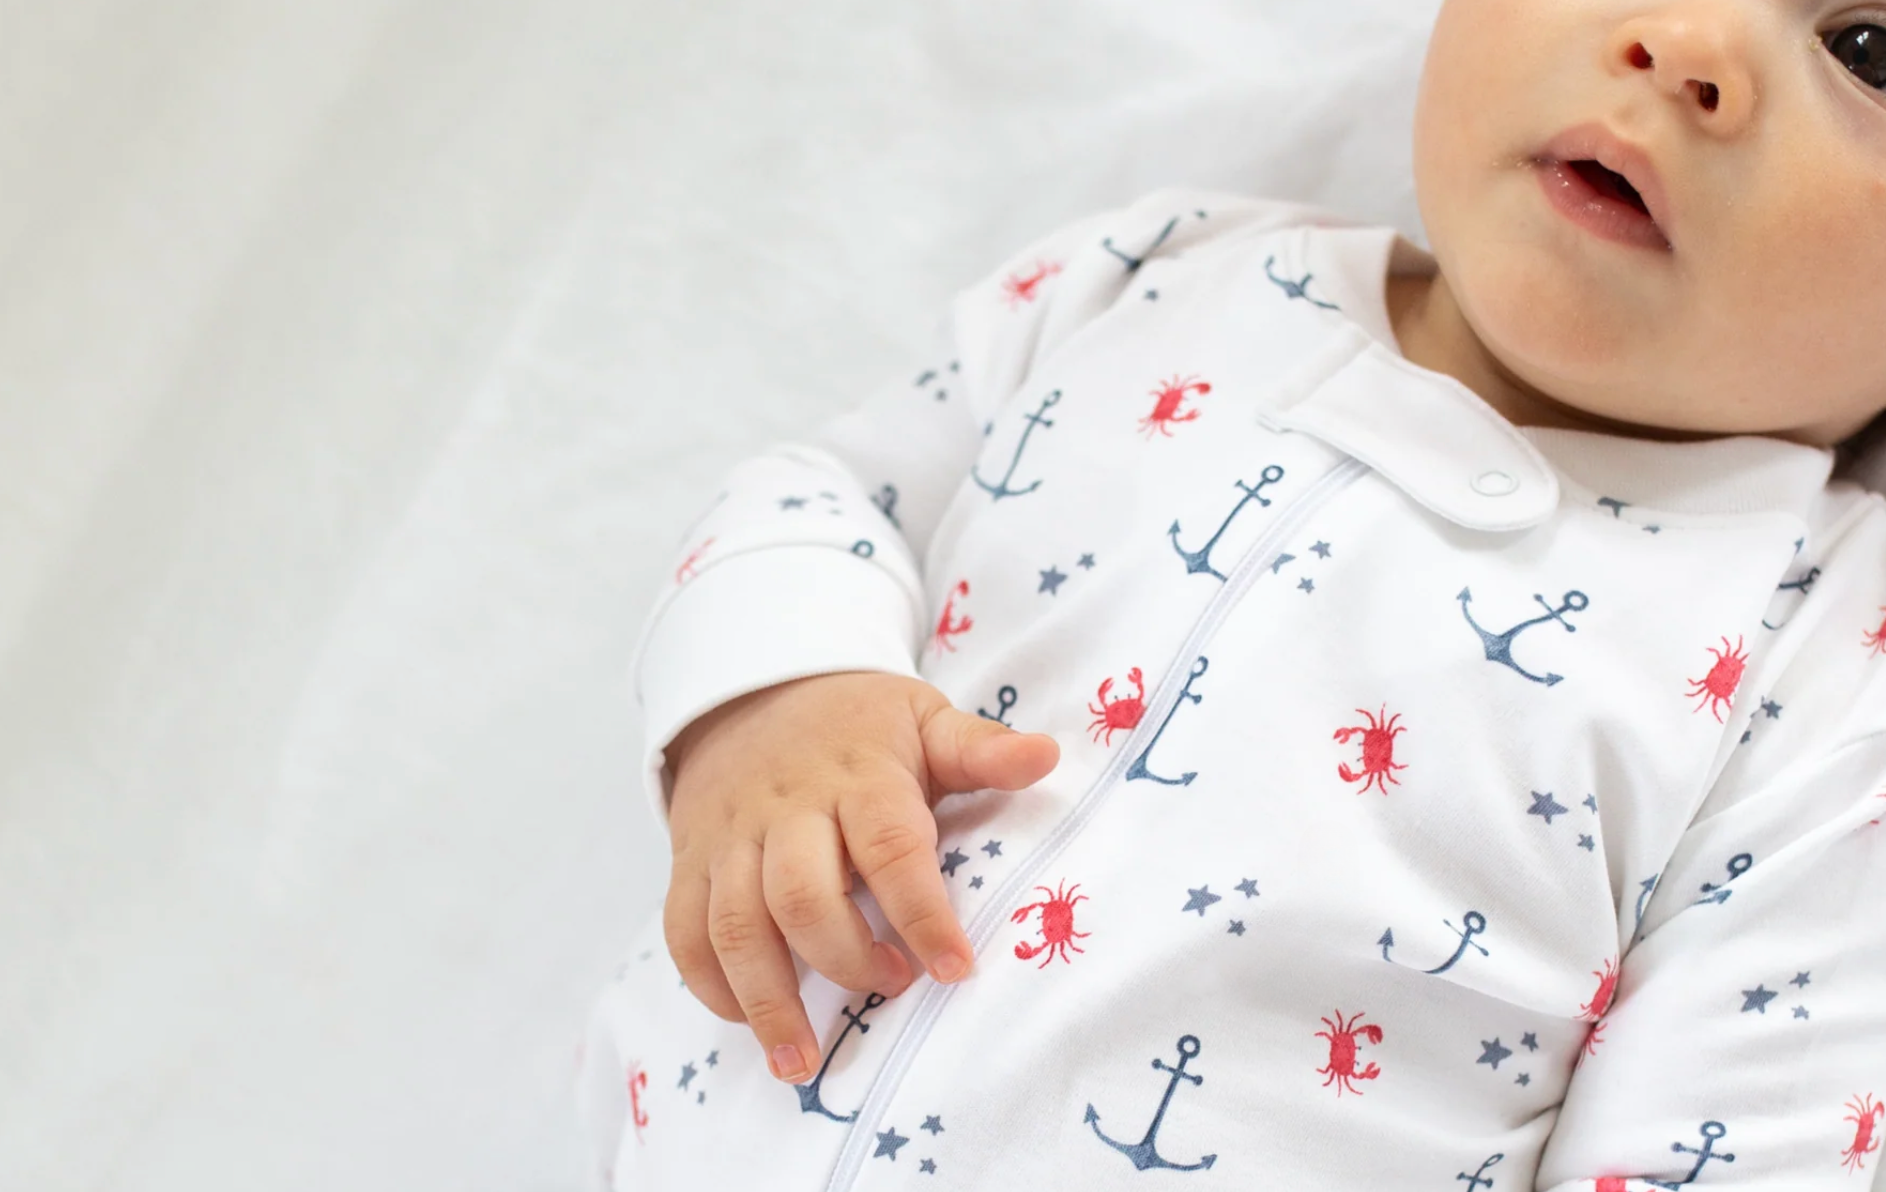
top-left (581, 188), bottom-right (1886, 1191)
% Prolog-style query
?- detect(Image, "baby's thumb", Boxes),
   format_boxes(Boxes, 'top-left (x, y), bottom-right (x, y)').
top-left (918, 704), bottom-right (1060, 797)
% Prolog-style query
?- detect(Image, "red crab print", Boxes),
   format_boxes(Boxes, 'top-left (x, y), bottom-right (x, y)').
top-left (1591, 1179), bottom-right (1631, 1192)
top-left (1315, 1009), bottom-right (1384, 1097)
top-left (932, 580), bottom-right (973, 655)
top-left (627, 1062), bottom-right (649, 1144)
top-left (1137, 374), bottom-right (1211, 438)
top-left (1686, 636), bottom-right (1748, 724)
top-left (1001, 260), bottom-right (1062, 309)
top-left (1845, 1094), bottom-right (1885, 1173)
top-left (1333, 706), bottom-right (1408, 796)
top-left (1088, 667), bottom-right (1147, 745)
top-left (1580, 958), bottom-right (1620, 1023)
top-left (1578, 958), bottom-right (1621, 1061)
top-left (1011, 879), bottom-right (1090, 967)
top-left (1864, 608), bottom-right (1886, 656)
top-left (674, 537), bottom-right (715, 586)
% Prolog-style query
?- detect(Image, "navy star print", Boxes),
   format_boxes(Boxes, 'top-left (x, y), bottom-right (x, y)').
top-left (1527, 791), bottom-right (1569, 824)
top-left (1477, 1039), bottom-right (1512, 1070)
top-left (1183, 886), bottom-right (1222, 916)
top-left (875, 1127), bottom-right (910, 1160)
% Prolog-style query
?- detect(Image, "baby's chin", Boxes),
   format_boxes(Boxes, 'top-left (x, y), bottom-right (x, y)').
top-left (1458, 243), bottom-right (1640, 364)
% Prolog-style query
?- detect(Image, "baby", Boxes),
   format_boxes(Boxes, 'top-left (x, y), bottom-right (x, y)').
top-left (580, 1), bottom-right (1886, 1188)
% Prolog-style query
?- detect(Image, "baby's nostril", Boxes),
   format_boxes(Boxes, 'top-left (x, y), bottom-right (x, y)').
top-left (1629, 43), bottom-right (1654, 70)
top-left (1697, 81), bottom-right (1721, 111)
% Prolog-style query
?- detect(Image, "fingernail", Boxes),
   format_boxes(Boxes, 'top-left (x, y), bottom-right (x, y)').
top-left (932, 952), bottom-right (968, 983)
top-left (770, 1044), bottom-right (807, 1083)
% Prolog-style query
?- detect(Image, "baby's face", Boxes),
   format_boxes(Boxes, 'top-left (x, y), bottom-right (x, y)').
top-left (1414, 0), bottom-right (1886, 445)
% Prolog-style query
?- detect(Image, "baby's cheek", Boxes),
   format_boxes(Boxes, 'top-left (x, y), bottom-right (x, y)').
top-left (1714, 227), bottom-right (1886, 418)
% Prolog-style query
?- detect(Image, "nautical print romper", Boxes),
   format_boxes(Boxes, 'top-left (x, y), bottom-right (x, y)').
top-left (581, 188), bottom-right (1886, 1191)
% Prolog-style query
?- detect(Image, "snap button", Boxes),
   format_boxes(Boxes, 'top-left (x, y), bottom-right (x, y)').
top-left (1472, 470), bottom-right (1519, 498)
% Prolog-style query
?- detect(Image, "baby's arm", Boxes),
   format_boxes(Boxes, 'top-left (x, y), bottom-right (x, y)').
top-left (1537, 598), bottom-right (1886, 1190)
top-left (635, 189), bottom-right (1246, 1079)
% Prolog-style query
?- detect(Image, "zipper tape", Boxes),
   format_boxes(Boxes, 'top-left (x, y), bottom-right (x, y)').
top-left (825, 455), bottom-right (1371, 1191)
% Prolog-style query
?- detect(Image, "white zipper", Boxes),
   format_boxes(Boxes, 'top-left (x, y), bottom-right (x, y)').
top-left (824, 454), bottom-right (1370, 1192)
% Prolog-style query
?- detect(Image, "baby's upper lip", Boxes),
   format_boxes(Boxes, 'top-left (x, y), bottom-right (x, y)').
top-left (1537, 122), bottom-right (1676, 242)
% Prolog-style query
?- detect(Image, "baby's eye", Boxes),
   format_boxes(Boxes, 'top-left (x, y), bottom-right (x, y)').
top-left (1826, 24), bottom-right (1886, 90)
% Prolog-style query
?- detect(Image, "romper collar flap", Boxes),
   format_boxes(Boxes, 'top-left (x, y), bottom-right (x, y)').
top-left (1256, 320), bottom-right (1561, 533)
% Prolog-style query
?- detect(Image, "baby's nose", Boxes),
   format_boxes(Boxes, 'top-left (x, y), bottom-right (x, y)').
top-left (1607, 3), bottom-right (1758, 136)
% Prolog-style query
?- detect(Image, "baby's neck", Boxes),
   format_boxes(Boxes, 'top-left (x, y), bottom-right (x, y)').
top-left (1384, 271), bottom-right (1718, 444)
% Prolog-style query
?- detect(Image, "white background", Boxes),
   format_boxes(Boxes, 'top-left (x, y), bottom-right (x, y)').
top-left (12, 2), bottom-right (1854, 1189)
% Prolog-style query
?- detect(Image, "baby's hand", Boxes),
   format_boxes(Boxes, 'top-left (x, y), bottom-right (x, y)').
top-left (661, 672), bottom-right (1059, 1084)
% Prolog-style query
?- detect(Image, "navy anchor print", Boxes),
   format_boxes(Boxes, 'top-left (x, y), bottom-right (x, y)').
top-left (1126, 657), bottom-right (1210, 786)
top-left (1264, 255), bottom-right (1340, 310)
top-left (973, 390), bottom-right (1061, 501)
top-left (977, 684), bottom-right (1019, 726)
top-left (1696, 853), bottom-right (1753, 905)
top-left (1457, 1153), bottom-right (1505, 1189)
top-left (1644, 1121), bottom-right (1736, 1187)
top-left (1762, 564), bottom-right (1821, 630)
top-left (1459, 587), bottom-right (1591, 687)
top-left (1085, 1034), bottom-right (1218, 1172)
top-left (1379, 910), bottom-right (1490, 975)
top-left (796, 993), bottom-right (888, 1123)
top-left (1101, 214), bottom-right (1182, 273)
top-left (1169, 467), bottom-right (1287, 582)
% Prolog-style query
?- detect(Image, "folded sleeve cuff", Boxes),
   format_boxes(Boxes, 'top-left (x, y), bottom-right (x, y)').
top-left (633, 546), bottom-right (925, 832)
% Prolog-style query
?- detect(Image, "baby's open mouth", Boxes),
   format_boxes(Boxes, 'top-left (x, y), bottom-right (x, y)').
top-left (1533, 125), bottom-right (1673, 251)
top-left (1533, 148), bottom-right (1672, 252)
top-left (1566, 160), bottom-right (1650, 217)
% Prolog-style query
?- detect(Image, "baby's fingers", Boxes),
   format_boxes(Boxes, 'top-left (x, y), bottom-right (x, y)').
top-left (664, 866), bottom-right (742, 1023)
top-left (707, 840), bottom-right (822, 1084)
top-left (838, 781), bottom-right (975, 986)
top-left (763, 814), bottom-right (914, 999)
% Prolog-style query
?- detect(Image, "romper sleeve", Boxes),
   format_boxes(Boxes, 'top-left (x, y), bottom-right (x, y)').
top-left (630, 187), bottom-right (1321, 832)
top-left (1536, 506), bottom-right (1886, 1190)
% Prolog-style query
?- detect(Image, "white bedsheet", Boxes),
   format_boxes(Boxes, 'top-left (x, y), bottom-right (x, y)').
top-left (5, 2), bottom-right (1876, 1188)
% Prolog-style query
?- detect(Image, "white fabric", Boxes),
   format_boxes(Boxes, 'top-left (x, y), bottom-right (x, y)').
top-left (9, 2), bottom-right (1886, 1189)
top-left (593, 189), bottom-right (1886, 1190)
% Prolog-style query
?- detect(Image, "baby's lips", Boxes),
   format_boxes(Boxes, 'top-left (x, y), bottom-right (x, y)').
top-left (1538, 120), bottom-right (1678, 244)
